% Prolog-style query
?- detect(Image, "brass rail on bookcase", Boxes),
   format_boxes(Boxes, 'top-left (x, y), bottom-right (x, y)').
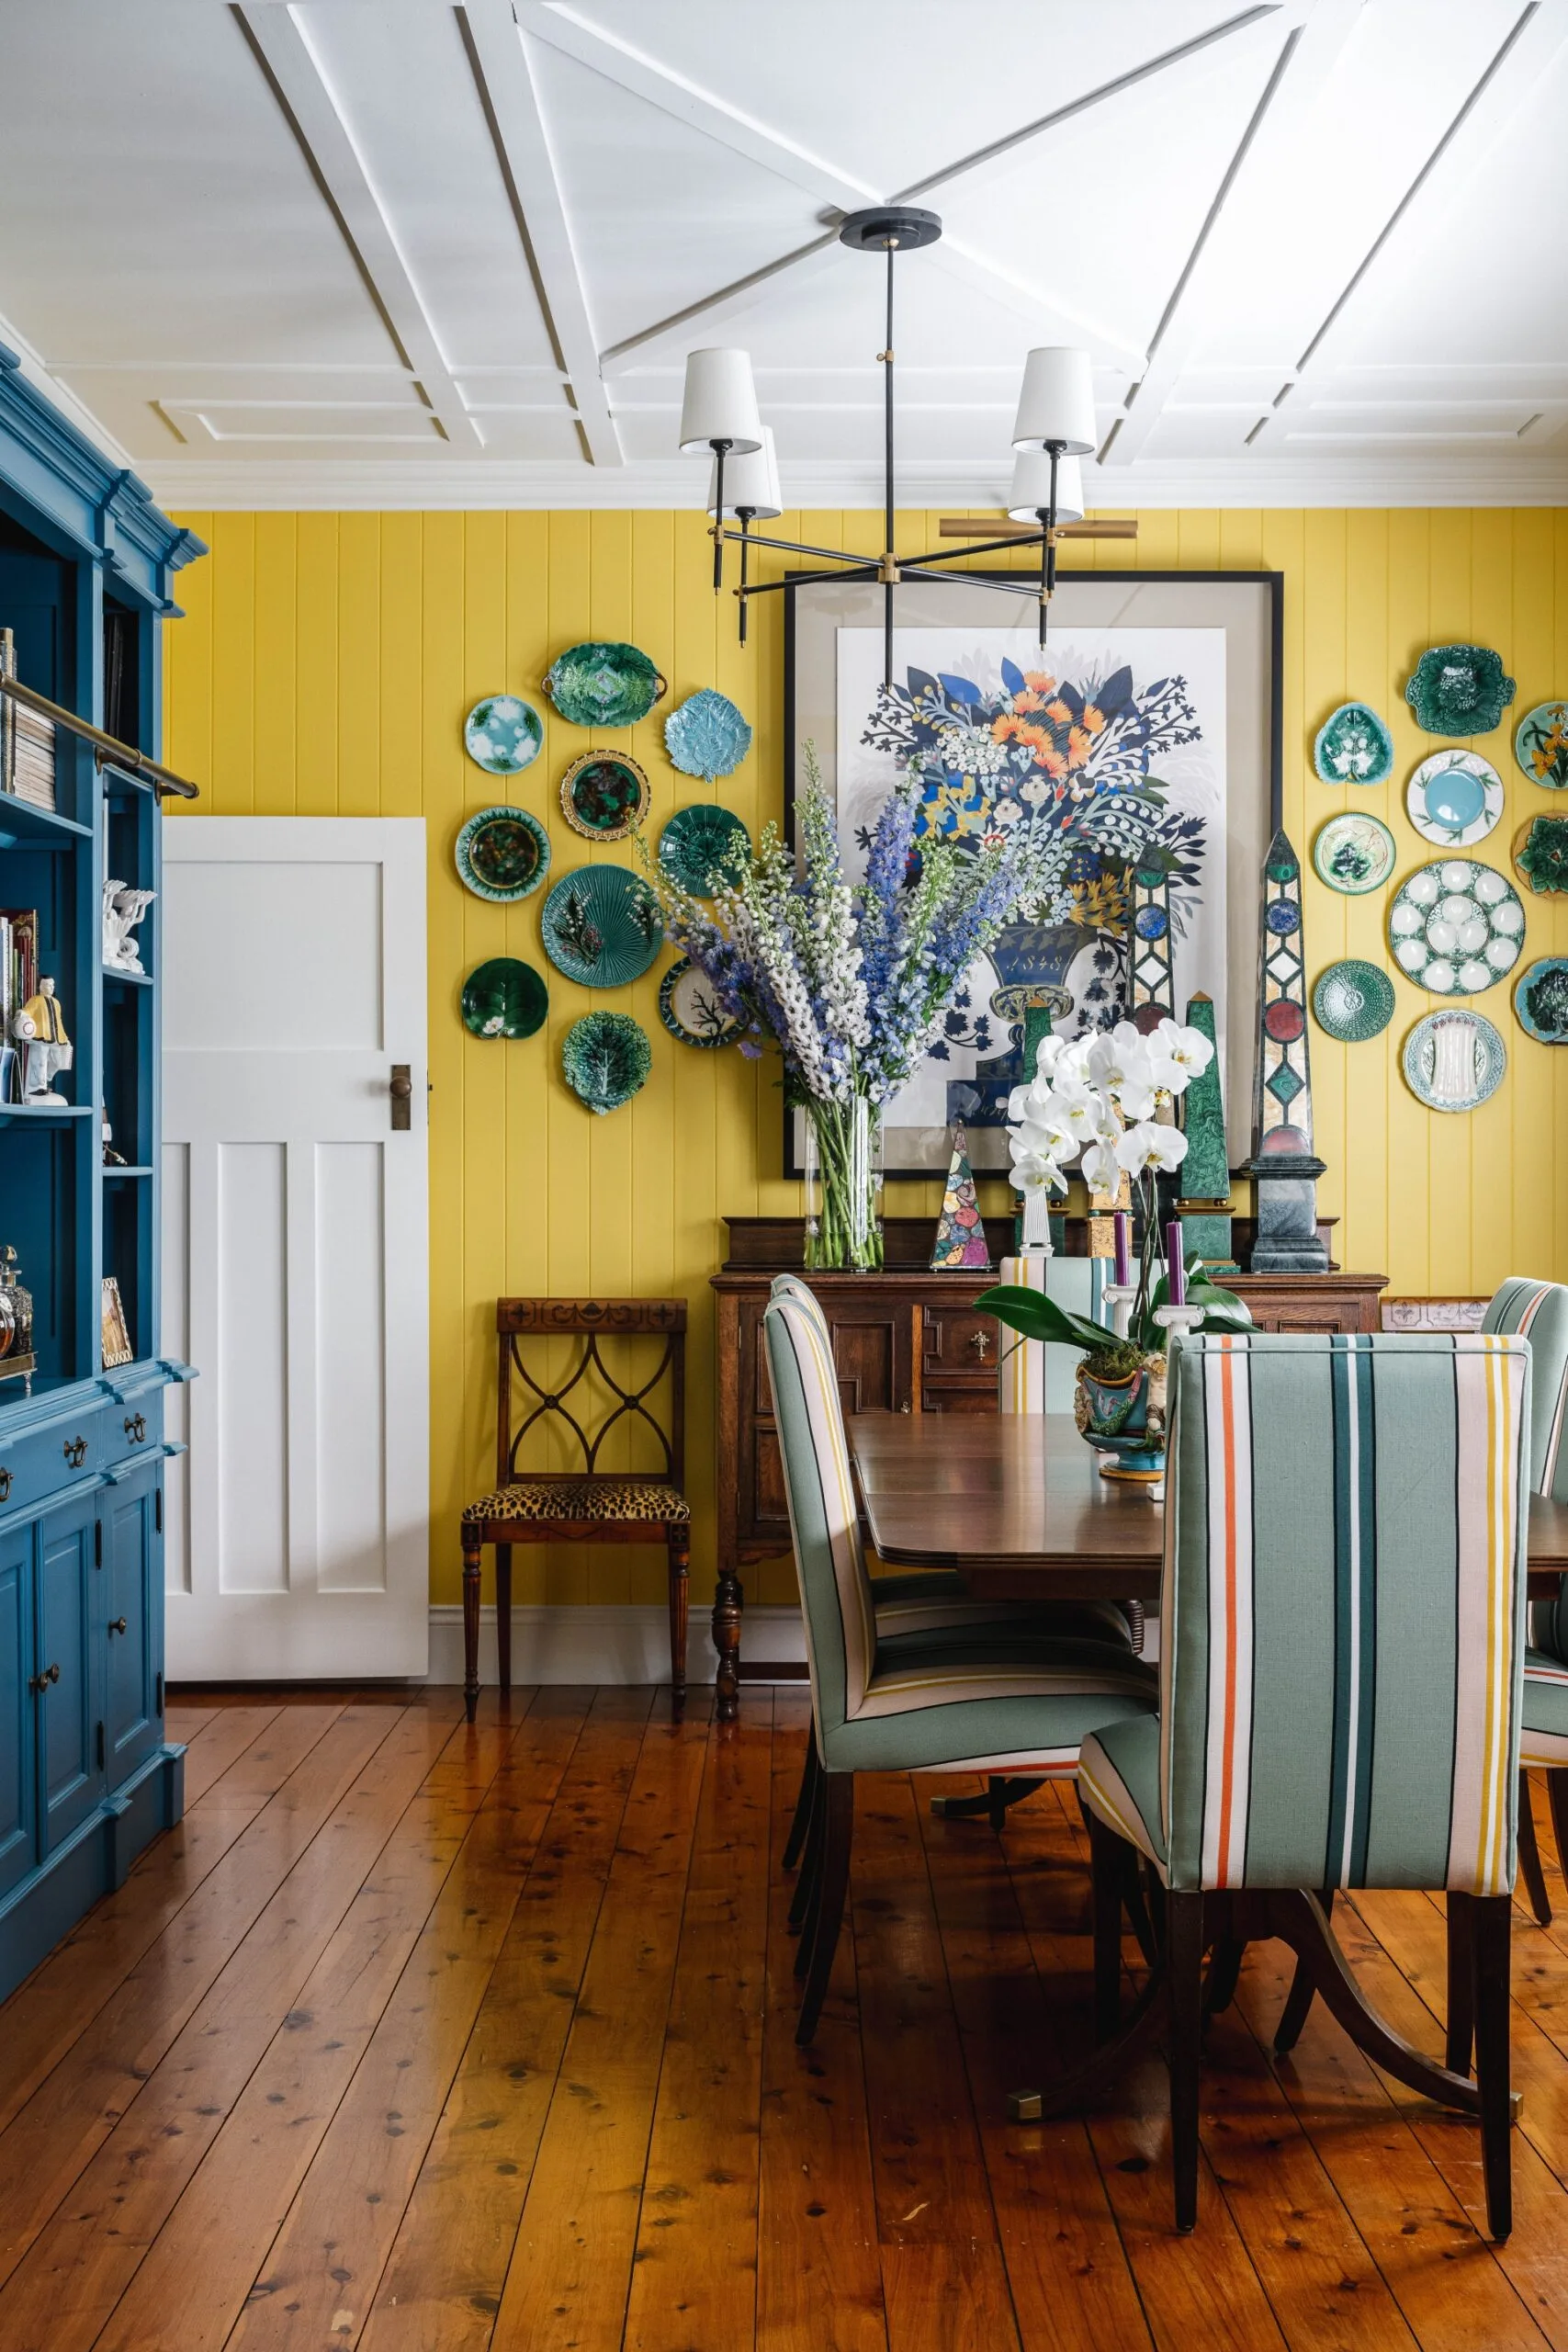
top-left (0, 671), bottom-right (199, 799)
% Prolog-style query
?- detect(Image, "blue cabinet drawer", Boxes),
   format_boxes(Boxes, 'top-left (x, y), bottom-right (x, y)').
top-left (0, 1417), bottom-right (101, 1517)
top-left (101, 1396), bottom-right (161, 1476)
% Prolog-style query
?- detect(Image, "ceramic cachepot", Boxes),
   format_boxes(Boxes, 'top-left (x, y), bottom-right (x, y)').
top-left (1074, 1352), bottom-right (1168, 1482)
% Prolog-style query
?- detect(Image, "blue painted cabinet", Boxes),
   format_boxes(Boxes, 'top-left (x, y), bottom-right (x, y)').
top-left (0, 343), bottom-right (201, 2002)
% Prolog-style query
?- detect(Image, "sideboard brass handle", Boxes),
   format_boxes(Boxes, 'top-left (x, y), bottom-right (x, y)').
top-left (124, 1414), bottom-right (146, 1444)
top-left (28, 1663), bottom-right (60, 1692)
top-left (968, 1329), bottom-right (993, 1361)
top-left (63, 1436), bottom-right (88, 1468)
top-left (0, 1468), bottom-right (10, 1502)
top-left (108, 1616), bottom-right (128, 1635)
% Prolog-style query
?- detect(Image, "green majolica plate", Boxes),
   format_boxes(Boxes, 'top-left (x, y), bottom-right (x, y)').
top-left (1312, 960), bottom-right (1395, 1043)
top-left (542, 641), bottom-right (666, 729)
top-left (561, 1011), bottom-right (651, 1114)
top-left (540, 865), bottom-right (664, 987)
top-left (1515, 701), bottom-right (1568, 789)
top-left (1515, 815), bottom-right (1568, 895)
top-left (558, 751), bottom-right (649, 842)
top-left (1314, 702), bottom-right (1393, 786)
top-left (658, 804), bottom-right (750, 897)
top-left (1312, 810), bottom-right (1396, 895)
top-left (463, 695), bottom-right (543, 775)
top-left (664, 690), bottom-right (752, 782)
top-left (659, 957), bottom-right (742, 1048)
top-left (1387, 857), bottom-right (1524, 994)
top-left (1514, 957), bottom-right (1568, 1044)
top-left (1402, 1007), bottom-right (1506, 1111)
top-left (455, 806), bottom-right (551, 903)
top-left (1404, 644), bottom-right (1516, 737)
top-left (460, 957), bottom-right (548, 1039)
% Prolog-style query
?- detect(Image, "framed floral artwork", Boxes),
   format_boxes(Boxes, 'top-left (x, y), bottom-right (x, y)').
top-left (784, 570), bottom-right (1283, 1179)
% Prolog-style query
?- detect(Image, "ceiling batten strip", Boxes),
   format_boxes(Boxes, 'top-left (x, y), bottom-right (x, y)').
top-left (235, 5), bottom-right (480, 450)
top-left (461, 0), bottom-right (622, 467)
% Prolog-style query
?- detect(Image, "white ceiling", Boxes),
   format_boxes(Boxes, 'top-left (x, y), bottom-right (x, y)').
top-left (2, 0), bottom-right (1566, 508)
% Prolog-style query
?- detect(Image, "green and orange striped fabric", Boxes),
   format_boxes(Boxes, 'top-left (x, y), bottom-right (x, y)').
top-left (1081, 1331), bottom-right (1530, 1896)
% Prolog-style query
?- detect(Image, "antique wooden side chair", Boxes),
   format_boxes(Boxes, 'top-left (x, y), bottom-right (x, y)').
top-left (459, 1298), bottom-right (690, 1722)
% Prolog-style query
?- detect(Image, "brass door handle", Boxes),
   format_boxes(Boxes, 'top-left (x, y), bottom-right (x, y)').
top-left (63, 1436), bottom-right (87, 1468)
top-left (967, 1329), bottom-right (993, 1360)
top-left (899, 1399), bottom-right (912, 1413)
top-left (389, 1064), bottom-right (412, 1131)
top-left (123, 1414), bottom-right (146, 1444)
top-left (108, 1616), bottom-right (128, 1635)
top-left (28, 1663), bottom-right (60, 1692)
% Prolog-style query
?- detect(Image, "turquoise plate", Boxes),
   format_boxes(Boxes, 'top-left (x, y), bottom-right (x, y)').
top-left (460, 957), bottom-right (548, 1039)
top-left (1314, 702), bottom-right (1393, 786)
top-left (562, 1012), bottom-right (652, 1114)
top-left (1515, 702), bottom-right (1568, 789)
top-left (1312, 960), bottom-right (1395, 1043)
top-left (664, 689), bottom-right (752, 782)
top-left (464, 695), bottom-right (543, 775)
top-left (456, 806), bottom-right (551, 903)
top-left (1404, 749), bottom-right (1503, 848)
top-left (542, 642), bottom-right (666, 729)
top-left (658, 804), bottom-right (750, 897)
top-left (540, 865), bottom-right (664, 987)
top-left (1401, 1008), bottom-right (1506, 1111)
top-left (1514, 958), bottom-right (1568, 1044)
top-left (659, 957), bottom-right (742, 1048)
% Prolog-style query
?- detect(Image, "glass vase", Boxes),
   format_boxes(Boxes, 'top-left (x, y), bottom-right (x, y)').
top-left (803, 1095), bottom-right (884, 1272)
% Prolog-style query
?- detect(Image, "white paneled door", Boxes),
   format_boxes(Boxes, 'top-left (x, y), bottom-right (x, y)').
top-left (162, 819), bottom-right (429, 1678)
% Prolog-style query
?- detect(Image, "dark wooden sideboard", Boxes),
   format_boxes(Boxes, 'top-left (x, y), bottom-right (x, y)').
top-left (708, 1217), bottom-right (1386, 1719)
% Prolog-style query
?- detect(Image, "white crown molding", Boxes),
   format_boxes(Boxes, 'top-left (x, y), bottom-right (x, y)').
top-left (0, 310), bottom-right (137, 474)
top-left (141, 451), bottom-right (1568, 513)
top-left (425, 1601), bottom-right (806, 1688)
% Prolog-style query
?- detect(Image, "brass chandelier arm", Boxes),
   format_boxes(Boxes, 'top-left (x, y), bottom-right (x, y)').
top-left (0, 672), bottom-right (200, 799)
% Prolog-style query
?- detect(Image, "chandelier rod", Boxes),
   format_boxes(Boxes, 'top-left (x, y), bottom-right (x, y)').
top-left (883, 238), bottom-right (896, 691)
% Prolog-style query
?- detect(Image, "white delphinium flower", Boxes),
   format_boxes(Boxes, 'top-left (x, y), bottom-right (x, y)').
top-left (1114, 1121), bottom-right (1190, 1178)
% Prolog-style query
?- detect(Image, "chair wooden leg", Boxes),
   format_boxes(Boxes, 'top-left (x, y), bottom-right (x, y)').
top-left (790, 1772), bottom-right (825, 1942)
top-left (1447, 1889), bottom-right (1475, 2076)
top-left (1273, 1889), bottom-right (1334, 2055)
top-left (494, 1544), bottom-right (513, 1698)
top-left (784, 1737), bottom-right (820, 1872)
top-left (461, 1536), bottom-right (483, 1724)
top-left (666, 1525), bottom-right (690, 1721)
top-left (1168, 1889), bottom-right (1206, 2234)
top-left (1472, 1893), bottom-right (1514, 2242)
top-left (1548, 1767), bottom-right (1568, 1885)
top-left (1517, 1769), bottom-right (1551, 1926)
top-left (796, 1775), bottom-right (854, 2045)
top-left (1087, 1807), bottom-right (1126, 2041)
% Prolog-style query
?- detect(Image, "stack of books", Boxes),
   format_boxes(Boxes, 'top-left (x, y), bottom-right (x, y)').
top-left (0, 905), bottom-right (37, 1103)
top-left (0, 628), bottom-right (57, 811)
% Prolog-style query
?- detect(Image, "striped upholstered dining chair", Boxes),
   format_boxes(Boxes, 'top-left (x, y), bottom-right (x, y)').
top-left (768, 1273), bottom-right (1138, 1868)
top-left (1486, 1279), bottom-right (1568, 1918)
top-left (1077, 1330), bottom-right (1530, 2238)
top-left (762, 1285), bottom-right (1157, 2042)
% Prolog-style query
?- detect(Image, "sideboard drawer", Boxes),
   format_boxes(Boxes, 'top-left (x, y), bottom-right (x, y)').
top-left (0, 1416), bottom-right (100, 1517)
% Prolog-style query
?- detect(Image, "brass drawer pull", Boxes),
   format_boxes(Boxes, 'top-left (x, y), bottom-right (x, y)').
top-left (967, 1329), bottom-right (992, 1360)
top-left (108, 1616), bottom-right (128, 1635)
top-left (28, 1662), bottom-right (60, 1693)
top-left (63, 1436), bottom-right (88, 1468)
top-left (123, 1414), bottom-right (146, 1444)
top-left (0, 1468), bottom-right (10, 1503)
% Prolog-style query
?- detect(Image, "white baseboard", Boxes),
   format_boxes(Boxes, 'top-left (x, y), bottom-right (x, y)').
top-left (425, 1601), bottom-right (808, 1686)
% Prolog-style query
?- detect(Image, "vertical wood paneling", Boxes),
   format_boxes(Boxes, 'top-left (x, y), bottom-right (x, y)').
top-left (166, 503), bottom-right (1568, 1612)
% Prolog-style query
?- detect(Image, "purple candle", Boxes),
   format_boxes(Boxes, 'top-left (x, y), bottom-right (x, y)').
top-left (1166, 1223), bottom-right (1187, 1306)
top-left (1112, 1211), bottom-right (1131, 1285)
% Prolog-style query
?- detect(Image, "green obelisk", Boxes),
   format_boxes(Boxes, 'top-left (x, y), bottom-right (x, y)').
top-left (1176, 992), bottom-right (1237, 1274)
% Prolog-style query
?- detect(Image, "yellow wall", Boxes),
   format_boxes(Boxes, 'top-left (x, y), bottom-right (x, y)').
top-left (164, 506), bottom-right (1568, 1609)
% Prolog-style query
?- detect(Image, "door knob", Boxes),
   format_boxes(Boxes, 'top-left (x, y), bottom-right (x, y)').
top-left (389, 1064), bottom-right (412, 1131)
top-left (108, 1616), bottom-right (128, 1635)
top-left (28, 1663), bottom-right (60, 1693)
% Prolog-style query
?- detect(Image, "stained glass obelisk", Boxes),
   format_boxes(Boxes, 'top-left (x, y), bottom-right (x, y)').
top-left (1176, 992), bottom-right (1237, 1274)
top-left (1128, 866), bottom-right (1176, 1035)
top-left (1243, 831), bottom-right (1328, 1273)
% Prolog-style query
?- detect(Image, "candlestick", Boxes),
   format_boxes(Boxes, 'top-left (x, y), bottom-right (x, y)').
top-left (1112, 1210), bottom-right (1131, 1286)
top-left (1166, 1223), bottom-right (1187, 1306)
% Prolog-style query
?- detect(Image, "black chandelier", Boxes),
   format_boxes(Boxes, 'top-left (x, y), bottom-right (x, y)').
top-left (679, 205), bottom-right (1107, 686)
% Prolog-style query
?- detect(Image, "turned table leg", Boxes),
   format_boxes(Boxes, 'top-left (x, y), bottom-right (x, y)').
top-left (667, 1525), bottom-right (690, 1720)
top-left (712, 1565), bottom-right (744, 1724)
top-left (462, 1535), bottom-right (483, 1723)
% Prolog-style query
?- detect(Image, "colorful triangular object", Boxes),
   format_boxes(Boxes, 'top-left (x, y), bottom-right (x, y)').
top-left (931, 1120), bottom-right (991, 1270)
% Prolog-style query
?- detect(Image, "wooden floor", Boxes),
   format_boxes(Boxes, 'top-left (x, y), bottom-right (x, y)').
top-left (5, 1694), bottom-right (1568, 2352)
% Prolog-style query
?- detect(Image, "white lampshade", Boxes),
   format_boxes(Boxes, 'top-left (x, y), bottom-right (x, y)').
top-left (679, 348), bottom-right (762, 454)
top-left (1011, 346), bottom-right (1097, 456)
top-left (1007, 450), bottom-right (1085, 524)
top-left (708, 425), bottom-right (782, 518)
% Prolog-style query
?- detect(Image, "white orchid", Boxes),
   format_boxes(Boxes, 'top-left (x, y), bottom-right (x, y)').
top-left (1145, 1015), bottom-right (1215, 1096)
top-left (1012, 1148), bottom-right (1067, 1196)
top-left (1114, 1120), bottom-right (1190, 1178)
top-left (1012, 1106), bottom-right (1076, 1164)
top-left (1039, 1082), bottom-right (1103, 1144)
top-left (1086, 1022), bottom-right (1150, 1093)
top-left (1079, 1137), bottom-right (1120, 1196)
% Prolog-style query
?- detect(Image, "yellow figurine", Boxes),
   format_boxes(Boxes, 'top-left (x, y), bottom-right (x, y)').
top-left (12, 977), bottom-right (72, 1103)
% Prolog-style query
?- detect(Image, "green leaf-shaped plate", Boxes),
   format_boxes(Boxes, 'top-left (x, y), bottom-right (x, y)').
top-left (658, 804), bottom-right (750, 897)
top-left (1314, 702), bottom-right (1393, 786)
top-left (1404, 644), bottom-right (1516, 737)
top-left (542, 641), bottom-right (667, 729)
top-left (455, 806), bottom-right (551, 902)
top-left (562, 1011), bottom-right (652, 1114)
top-left (460, 957), bottom-right (548, 1039)
top-left (540, 865), bottom-right (664, 986)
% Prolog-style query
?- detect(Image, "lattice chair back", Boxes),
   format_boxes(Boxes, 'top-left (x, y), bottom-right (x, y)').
top-left (763, 1292), bottom-right (878, 1733)
top-left (495, 1297), bottom-right (685, 1495)
top-left (1156, 1332), bottom-right (1529, 1895)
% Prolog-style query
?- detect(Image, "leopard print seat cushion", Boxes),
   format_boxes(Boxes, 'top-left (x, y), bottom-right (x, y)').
top-left (463, 1479), bottom-right (690, 1526)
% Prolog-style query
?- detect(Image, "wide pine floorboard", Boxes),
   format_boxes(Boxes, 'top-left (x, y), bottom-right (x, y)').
top-left (1, 1697), bottom-right (1566, 2349)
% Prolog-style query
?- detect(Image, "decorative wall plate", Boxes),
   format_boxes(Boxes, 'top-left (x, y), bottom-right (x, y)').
top-left (558, 751), bottom-right (649, 842)
top-left (659, 956), bottom-right (742, 1048)
top-left (1401, 1008), bottom-right (1506, 1111)
top-left (658, 804), bottom-right (750, 897)
top-left (540, 865), bottom-right (664, 987)
top-left (1404, 749), bottom-right (1503, 847)
top-left (1314, 702), bottom-right (1393, 786)
top-left (542, 642), bottom-right (666, 729)
top-left (464, 695), bottom-right (543, 775)
top-left (1312, 960), bottom-right (1395, 1043)
top-left (1387, 858), bottom-right (1524, 994)
top-left (1312, 811), bottom-right (1397, 894)
top-left (1515, 701), bottom-right (1568, 789)
top-left (562, 1011), bottom-right (652, 1114)
top-left (455, 806), bottom-right (551, 903)
top-left (460, 956), bottom-right (547, 1039)
top-left (1514, 958), bottom-right (1568, 1044)
top-left (1514, 814), bottom-right (1568, 895)
top-left (1404, 644), bottom-right (1516, 737)
top-left (664, 689), bottom-right (752, 782)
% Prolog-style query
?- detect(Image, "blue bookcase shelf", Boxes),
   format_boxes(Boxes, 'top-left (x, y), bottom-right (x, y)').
top-left (0, 341), bottom-right (203, 2003)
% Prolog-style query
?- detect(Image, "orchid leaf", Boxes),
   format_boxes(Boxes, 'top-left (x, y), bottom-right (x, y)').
top-left (974, 1283), bottom-right (1112, 1357)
